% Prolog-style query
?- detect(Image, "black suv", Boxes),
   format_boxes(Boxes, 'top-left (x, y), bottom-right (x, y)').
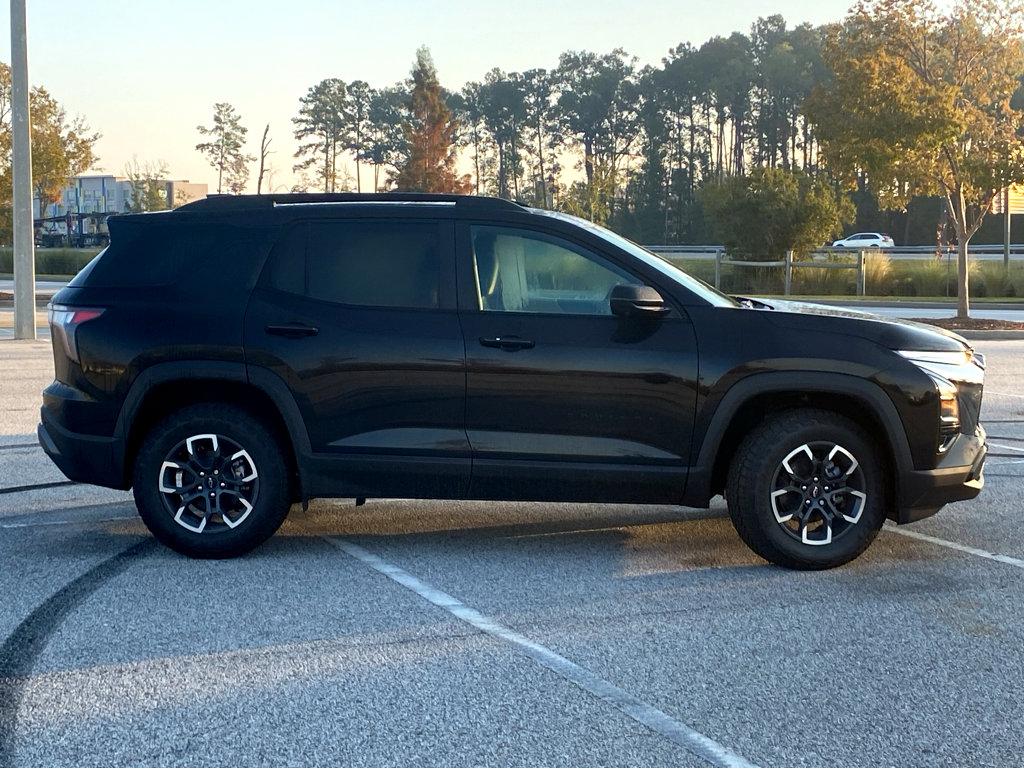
top-left (39, 193), bottom-right (987, 569)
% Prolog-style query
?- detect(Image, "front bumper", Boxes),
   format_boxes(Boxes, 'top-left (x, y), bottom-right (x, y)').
top-left (38, 406), bottom-right (127, 489)
top-left (896, 425), bottom-right (986, 523)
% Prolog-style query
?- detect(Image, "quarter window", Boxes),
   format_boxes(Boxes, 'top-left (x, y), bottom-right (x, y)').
top-left (470, 226), bottom-right (640, 316)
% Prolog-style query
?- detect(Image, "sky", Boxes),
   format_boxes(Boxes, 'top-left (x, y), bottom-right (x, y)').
top-left (0, 0), bottom-right (853, 194)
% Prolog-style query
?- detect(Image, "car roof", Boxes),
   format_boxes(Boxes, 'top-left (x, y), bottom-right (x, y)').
top-left (176, 192), bottom-right (528, 216)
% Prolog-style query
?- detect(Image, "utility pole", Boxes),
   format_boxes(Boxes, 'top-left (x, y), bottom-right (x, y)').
top-left (1005, 186), bottom-right (1012, 275)
top-left (11, 0), bottom-right (36, 340)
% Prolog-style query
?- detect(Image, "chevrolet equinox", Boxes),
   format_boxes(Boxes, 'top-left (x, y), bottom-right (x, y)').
top-left (39, 193), bottom-right (988, 569)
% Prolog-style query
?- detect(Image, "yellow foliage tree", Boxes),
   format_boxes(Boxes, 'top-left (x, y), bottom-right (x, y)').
top-left (806, 0), bottom-right (1024, 317)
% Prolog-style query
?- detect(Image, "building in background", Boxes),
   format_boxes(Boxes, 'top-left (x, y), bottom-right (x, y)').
top-left (32, 174), bottom-right (208, 247)
top-left (34, 174), bottom-right (208, 218)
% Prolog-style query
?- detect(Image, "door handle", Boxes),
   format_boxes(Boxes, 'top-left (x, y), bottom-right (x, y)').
top-left (479, 335), bottom-right (535, 351)
top-left (265, 323), bottom-right (319, 338)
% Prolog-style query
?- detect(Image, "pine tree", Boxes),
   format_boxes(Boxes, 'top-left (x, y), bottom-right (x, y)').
top-left (393, 47), bottom-right (470, 193)
top-left (196, 103), bottom-right (253, 194)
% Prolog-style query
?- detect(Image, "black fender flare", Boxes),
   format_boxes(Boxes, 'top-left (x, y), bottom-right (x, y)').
top-left (683, 370), bottom-right (913, 507)
top-left (113, 360), bottom-right (312, 494)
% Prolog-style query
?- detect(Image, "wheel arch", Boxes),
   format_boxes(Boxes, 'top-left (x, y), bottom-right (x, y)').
top-left (115, 361), bottom-right (311, 499)
top-left (685, 372), bottom-right (913, 515)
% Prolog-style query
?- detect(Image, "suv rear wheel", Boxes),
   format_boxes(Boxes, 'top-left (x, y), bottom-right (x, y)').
top-left (726, 408), bottom-right (885, 570)
top-left (132, 404), bottom-right (291, 558)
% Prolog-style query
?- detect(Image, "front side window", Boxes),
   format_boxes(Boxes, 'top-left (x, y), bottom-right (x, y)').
top-left (470, 225), bottom-right (639, 316)
top-left (267, 220), bottom-right (441, 309)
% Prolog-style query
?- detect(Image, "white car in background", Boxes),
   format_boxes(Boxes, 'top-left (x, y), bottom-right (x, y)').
top-left (832, 232), bottom-right (895, 248)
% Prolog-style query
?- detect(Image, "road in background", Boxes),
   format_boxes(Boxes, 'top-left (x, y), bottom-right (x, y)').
top-left (1, 339), bottom-right (1022, 766)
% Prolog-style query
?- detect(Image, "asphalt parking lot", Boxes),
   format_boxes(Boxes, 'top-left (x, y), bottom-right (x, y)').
top-left (1, 339), bottom-right (1023, 767)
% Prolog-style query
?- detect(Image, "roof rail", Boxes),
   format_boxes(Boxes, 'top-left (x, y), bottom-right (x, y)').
top-left (178, 192), bottom-right (526, 213)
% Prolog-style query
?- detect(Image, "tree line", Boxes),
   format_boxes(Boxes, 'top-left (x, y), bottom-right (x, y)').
top-left (192, 15), bottom-right (827, 230)
top-left (305, 16), bottom-right (826, 244)
top-left (2, 0), bottom-right (1020, 319)
top-left (197, 1), bottom-right (1022, 260)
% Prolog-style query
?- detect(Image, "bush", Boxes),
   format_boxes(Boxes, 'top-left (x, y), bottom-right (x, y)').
top-left (893, 276), bottom-right (918, 296)
top-left (0, 247), bottom-right (100, 277)
top-left (863, 252), bottom-right (894, 294)
top-left (789, 252), bottom-right (893, 297)
top-left (700, 167), bottom-right (854, 261)
top-left (889, 259), bottom-right (978, 298)
top-left (792, 257), bottom-right (856, 295)
top-left (975, 263), bottom-right (1024, 298)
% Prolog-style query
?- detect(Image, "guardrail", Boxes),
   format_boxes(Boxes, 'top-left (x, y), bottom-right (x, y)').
top-left (646, 244), bottom-right (1024, 261)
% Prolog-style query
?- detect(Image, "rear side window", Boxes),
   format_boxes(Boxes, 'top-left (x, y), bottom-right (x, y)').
top-left (266, 220), bottom-right (441, 310)
top-left (83, 222), bottom-right (200, 287)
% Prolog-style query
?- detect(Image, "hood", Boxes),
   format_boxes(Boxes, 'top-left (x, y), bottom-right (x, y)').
top-left (741, 297), bottom-right (970, 352)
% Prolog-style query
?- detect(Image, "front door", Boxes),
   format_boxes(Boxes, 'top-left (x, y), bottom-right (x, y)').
top-left (457, 223), bottom-right (699, 503)
top-left (244, 216), bottom-right (469, 499)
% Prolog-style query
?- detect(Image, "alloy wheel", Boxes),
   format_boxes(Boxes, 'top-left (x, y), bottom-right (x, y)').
top-left (157, 433), bottom-right (259, 533)
top-left (769, 441), bottom-right (867, 546)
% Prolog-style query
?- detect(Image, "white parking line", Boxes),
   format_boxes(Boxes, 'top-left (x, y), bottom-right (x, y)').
top-left (990, 443), bottom-right (1024, 453)
top-left (325, 536), bottom-right (755, 769)
top-left (884, 524), bottom-right (1024, 570)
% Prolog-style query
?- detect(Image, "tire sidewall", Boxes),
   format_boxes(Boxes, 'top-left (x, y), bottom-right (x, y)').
top-left (132, 406), bottom-right (290, 558)
top-left (734, 417), bottom-right (885, 568)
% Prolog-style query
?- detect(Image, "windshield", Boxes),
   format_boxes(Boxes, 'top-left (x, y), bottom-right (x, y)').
top-left (531, 209), bottom-right (738, 308)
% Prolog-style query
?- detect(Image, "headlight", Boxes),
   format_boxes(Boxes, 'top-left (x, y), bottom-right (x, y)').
top-left (897, 350), bottom-right (979, 452)
top-left (897, 348), bottom-right (984, 385)
top-left (930, 372), bottom-right (960, 434)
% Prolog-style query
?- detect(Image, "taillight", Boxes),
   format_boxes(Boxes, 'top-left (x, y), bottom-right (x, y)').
top-left (48, 304), bottom-right (104, 363)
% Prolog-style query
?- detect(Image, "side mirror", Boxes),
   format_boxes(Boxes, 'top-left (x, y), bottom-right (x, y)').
top-left (610, 284), bottom-right (670, 318)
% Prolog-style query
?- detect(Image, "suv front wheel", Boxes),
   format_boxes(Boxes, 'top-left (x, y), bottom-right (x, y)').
top-left (132, 404), bottom-right (291, 558)
top-left (726, 408), bottom-right (885, 570)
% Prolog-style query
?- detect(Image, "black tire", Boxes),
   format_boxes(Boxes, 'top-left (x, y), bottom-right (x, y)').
top-left (725, 408), bottom-right (885, 570)
top-left (132, 403), bottom-right (291, 558)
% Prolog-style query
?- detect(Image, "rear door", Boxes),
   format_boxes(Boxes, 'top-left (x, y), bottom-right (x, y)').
top-left (244, 215), bottom-right (469, 499)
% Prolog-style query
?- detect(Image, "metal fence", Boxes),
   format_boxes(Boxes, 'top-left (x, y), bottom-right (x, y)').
top-left (646, 244), bottom-right (1024, 262)
top-left (646, 244), bottom-right (1024, 296)
top-left (671, 250), bottom-right (868, 296)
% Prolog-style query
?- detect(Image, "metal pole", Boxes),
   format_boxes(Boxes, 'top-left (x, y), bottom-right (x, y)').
top-left (10, 0), bottom-right (35, 340)
top-left (714, 248), bottom-right (722, 290)
top-left (857, 250), bottom-right (866, 296)
top-left (784, 250), bottom-right (793, 296)
top-left (1005, 186), bottom-right (1012, 275)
